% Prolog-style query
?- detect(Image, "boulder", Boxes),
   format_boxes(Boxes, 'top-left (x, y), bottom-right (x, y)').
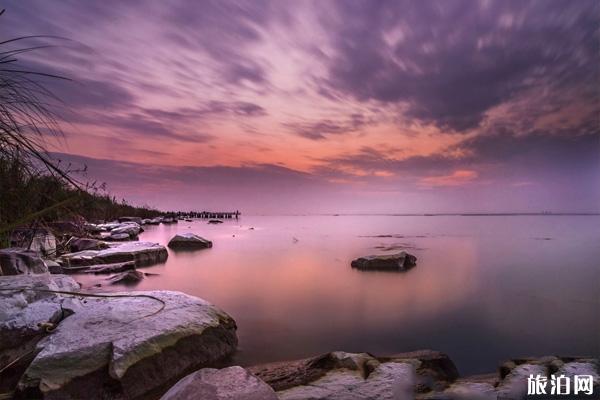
top-left (118, 217), bottom-right (143, 225)
top-left (351, 251), bottom-right (417, 271)
top-left (9, 228), bottom-right (57, 257)
top-left (249, 352), bottom-right (599, 400)
top-left (495, 363), bottom-right (546, 399)
top-left (0, 248), bottom-right (48, 275)
top-left (16, 290), bottom-right (238, 400)
top-left (68, 237), bottom-right (108, 253)
top-left (266, 352), bottom-right (417, 400)
top-left (168, 233), bottom-right (213, 250)
top-left (110, 222), bottom-right (142, 238)
top-left (431, 356), bottom-right (599, 400)
top-left (107, 270), bottom-right (144, 285)
top-left (59, 241), bottom-right (168, 267)
top-left (160, 366), bottom-right (277, 400)
top-left (107, 232), bottom-right (134, 241)
top-left (250, 350), bottom-right (458, 399)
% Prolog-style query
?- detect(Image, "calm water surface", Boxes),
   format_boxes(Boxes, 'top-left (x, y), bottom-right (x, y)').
top-left (75, 215), bottom-right (600, 375)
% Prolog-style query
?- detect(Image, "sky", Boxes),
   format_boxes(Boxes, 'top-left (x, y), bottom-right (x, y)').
top-left (1, 0), bottom-right (599, 214)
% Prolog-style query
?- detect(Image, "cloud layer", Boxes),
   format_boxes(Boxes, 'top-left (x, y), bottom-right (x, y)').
top-left (2, 0), bottom-right (598, 212)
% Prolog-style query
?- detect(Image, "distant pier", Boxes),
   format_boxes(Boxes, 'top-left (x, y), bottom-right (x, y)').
top-left (175, 210), bottom-right (240, 220)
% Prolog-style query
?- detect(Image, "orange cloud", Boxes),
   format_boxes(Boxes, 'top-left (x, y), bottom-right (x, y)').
top-left (419, 170), bottom-right (478, 187)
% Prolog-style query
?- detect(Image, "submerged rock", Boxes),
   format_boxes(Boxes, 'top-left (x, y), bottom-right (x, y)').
top-left (59, 241), bottom-right (168, 267)
top-left (208, 219), bottom-right (223, 224)
top-left (16, 290), bottom-right (238, 399)
top-left (351, 251), bottom-right (417, 271)
top-left (168, 233), bottom-right (213, 250)
top-left (0, 248), bottom-right (48, 275)
top-left (161, 366), bottom-right (277, 400)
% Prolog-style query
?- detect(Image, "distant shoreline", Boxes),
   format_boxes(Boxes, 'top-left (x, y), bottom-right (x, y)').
top-left (245, 212), bottom-right (600, 217)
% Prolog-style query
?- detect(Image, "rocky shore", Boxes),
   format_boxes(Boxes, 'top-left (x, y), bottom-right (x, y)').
top-left (1, 219), bottom-right (598, 399)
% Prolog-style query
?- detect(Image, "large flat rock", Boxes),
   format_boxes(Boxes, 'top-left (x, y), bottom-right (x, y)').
top-left (17, 290), bottom-right (238, 399)
top-left (161, 366), bottom-right (277, 400)
top-left (59, 241), bottom-right (168, 267)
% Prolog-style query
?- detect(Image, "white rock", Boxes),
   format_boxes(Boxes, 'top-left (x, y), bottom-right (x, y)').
top-left (161, 366), bottom-right (277, 400)
top-left (59, 241), bottom-right (168, 267)
top-left (496, 364), bottom-right (546, 400)
top-left (278, 360), bottom-right (416, 400)
top-left (17, 290), bottom-right (238, 399)
top-left (0, 274), bottom-right (80, 351)
top-left (442, 382), bottom-right (497, 400)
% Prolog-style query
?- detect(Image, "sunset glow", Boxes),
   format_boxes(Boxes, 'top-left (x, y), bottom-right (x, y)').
top-left (3, 0), bottom-right (598, 213)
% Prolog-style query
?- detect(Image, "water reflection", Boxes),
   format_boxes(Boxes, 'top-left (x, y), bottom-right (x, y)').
top-left (72, 215), bottom-right (600, 374)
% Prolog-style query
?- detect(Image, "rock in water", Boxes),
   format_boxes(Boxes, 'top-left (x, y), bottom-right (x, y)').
top-left (107, 270), bottom-right (145, 285)
top-left (161, 366), bottom-right (277, 400)
top-left (59, 241), bottom-right (168, 267)
top-left (208, 219), bottom-right (223, 224)
top-left (16, 290), bottom-right (238, 399)
top-left (351, 251), bottom-right (417, 271)
top-left (168, 233), bottom-right (213, 250)
top-left (0, 248), bottom-right (48, 275)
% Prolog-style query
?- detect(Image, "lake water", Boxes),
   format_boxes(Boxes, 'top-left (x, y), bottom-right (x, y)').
top-left (74, 215), bottom-right (600, 375)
